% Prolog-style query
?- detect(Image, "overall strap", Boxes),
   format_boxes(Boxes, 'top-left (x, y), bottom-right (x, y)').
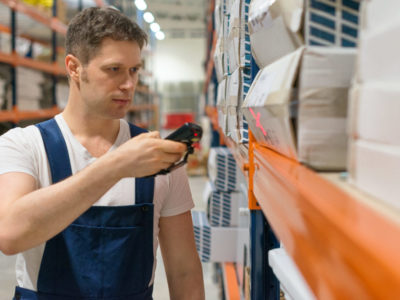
top-left (129, 123), bottom-right (155, 205)
top-left (36, 119), bottom-right (72, 184)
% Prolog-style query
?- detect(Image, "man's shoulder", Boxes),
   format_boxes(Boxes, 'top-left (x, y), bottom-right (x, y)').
top-left (1, 124), bottom-right (41, 144)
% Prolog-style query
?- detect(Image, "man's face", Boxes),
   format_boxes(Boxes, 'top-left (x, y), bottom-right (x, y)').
top-left (77, 38), bottom-right (142, 119)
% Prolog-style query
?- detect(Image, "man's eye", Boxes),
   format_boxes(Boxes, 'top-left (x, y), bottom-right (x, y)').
top-left (110, 67), bottom-right (119, 72)
top-left (130, 67), bottom-right (139, 73)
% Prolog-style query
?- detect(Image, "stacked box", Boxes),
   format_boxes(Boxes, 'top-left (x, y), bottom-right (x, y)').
top-left (208, 147), bottom-right (243, 192)
top-left (225, 67), bottom-right (252, 143)
top-left (242, 46), bottom-right (356, 170)
top-left (248, 0), bottom-right (361, 68)
top-left (203, 181), bottom-right (247, 227)
top-left (305, 0), bottom-right (361, 47)
top-left (347, 0), bottom-right (400, 209)
top-left (192, 210), bottom-right (244, 263)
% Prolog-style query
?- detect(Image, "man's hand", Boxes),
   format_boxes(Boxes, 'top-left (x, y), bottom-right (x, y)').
top-left (110, 131), bottom-right (187, 178)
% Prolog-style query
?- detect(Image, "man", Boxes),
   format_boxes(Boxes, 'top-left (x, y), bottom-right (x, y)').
top-left (0, 7), bottom-right (204, 300)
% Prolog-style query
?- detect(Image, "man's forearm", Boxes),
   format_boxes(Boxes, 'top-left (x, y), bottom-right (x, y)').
top-left (167, 261), bottom-right (205, 300)
top-left (0, 151), bottom-right (122, 255)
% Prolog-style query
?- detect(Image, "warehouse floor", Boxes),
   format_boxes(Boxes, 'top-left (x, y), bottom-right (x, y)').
top-left (0, 175), bottom-right (221, 299)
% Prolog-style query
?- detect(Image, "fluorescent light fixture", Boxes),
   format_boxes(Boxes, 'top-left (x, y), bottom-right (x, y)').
top-left (143, 12), bottom-right (154, 23)
top-left (150, 22), bottom-right (160, 33)
top-left (155, 31), bottom-right (165, 40)
top-left (134, 0), bottom-right (147, 11)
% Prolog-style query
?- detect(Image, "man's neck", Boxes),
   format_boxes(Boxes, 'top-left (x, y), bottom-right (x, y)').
top-left (62, 102), bottom-right (121, 157)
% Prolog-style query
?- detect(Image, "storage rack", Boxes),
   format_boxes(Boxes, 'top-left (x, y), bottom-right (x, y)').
top-left (0, 0), bottom-right (158, 130)
top-left (203, 1), bottom-right (400, 299)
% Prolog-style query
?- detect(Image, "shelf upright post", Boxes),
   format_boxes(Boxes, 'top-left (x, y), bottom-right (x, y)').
top-left (10, 6), bottom-right (17, 112)
top-left (248, 58), bottom-right (280, 300)
top-left (51, 0), bottom-right (58, 108)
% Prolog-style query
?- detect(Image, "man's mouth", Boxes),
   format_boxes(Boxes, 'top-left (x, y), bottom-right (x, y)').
top-left (112, 98), bottom-right (130, 105)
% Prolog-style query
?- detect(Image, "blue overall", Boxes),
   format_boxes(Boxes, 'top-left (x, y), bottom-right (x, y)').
top-left (13, 119), bottom-right (155, 300)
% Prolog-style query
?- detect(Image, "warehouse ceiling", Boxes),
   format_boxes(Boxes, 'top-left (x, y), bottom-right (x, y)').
top-left (145, 0), bottom-right (207, 39)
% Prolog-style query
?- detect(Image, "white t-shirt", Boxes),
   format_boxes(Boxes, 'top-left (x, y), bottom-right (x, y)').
top-left (0, 114), bottom-right (194, 290)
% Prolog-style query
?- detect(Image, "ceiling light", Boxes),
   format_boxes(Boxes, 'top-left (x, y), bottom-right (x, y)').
top-left (143, 12), bottom-right (154, 23)
top-left (155, 31), bottom-right (165, 40)
top-left (150, 22), bottom-right (161, 33)
top-left (134, 0), bottom-right (147, 11)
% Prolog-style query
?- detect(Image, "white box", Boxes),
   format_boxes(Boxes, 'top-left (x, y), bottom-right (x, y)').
top-left (348, 139), bottom-right (400, 210)
top-left (204, 181), bottom-right (247, 227)
top-left (269, 248), bottom-right (316, 300)
top-left (248, 0), bottom-right (303, 68)
top-left (216, 78), bottom-right (227, 134)
top-left (242, 46), bottom-right (356, 170)
top-left (358, 18), bottom-right (400, 84)
top-left (348, 84), bottom-right (400, 146)
top-left (208, 147), bottom-right (243, 192)
top-left (360, 0), bottom-right (400, 34)
top-left (304, 0), bottom-right (360, 47)
top-left (192, 211), bottom-right (244, 263)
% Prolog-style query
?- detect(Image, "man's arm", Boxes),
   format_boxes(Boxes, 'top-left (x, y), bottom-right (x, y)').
top-left (0, 132), bottom-right (186, 255)
top-left (159, 211), bottom-right (205, 300)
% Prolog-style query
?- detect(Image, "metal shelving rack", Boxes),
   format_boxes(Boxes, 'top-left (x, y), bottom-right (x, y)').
top-left (0, 0), bottom-right (158, 129)
top-left (203, 0), bottom-right (400, 299)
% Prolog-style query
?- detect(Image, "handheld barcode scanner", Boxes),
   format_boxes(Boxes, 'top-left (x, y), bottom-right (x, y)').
top-left (154, 123), bottom-right (203, 176)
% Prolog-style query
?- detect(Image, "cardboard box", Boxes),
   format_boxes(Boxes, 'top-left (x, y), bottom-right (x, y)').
top-left (208, 147), bottom-right (243, 192)
top-left (358, 17), bottom-right (400, 84)
top-left (242, 46), bottom-right (356, 170)
top-left (192, 211), bottom-right (244, 263)
top-left (348, 139), bottom-right (400, 210)
top-left (304, 0), bottom-right (360, 47)
top-left (216, 78), bottom-right (227, 134)
top-left (360, 0), bottom-right (400, 34)
top-left (225, 67), bottom-right (252, 143)
top-left (249, 0), bottom-right (360, 68)
top-left (348, 84), bottom-right (400, 146)
top-left (248, 0), bottom-right (303, 68)
top-left (203, 181), bottom-right (247, 227)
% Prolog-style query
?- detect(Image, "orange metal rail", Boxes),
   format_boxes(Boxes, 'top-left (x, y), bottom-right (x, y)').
top-left (0, 51), bottom-right (66, 75)
top-left (251, 143), bottom-right (400, 299)
top-left (0, 106), bottom-right (60, 123)
top-left (223, 263), bottom-right (240, 300)
top-left (0, 0), bottom-right (67, 35)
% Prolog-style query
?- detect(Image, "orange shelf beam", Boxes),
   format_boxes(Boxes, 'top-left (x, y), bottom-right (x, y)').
top-left (0, 0), bottom-right (67, 35)
top-left (223, 263), bottom-right (240, 300)
top-left (252, 144), bottom-right (400, 299)
top-left (0, 51), bottom-right (66, 75)
top-left (0, 106), bottom-right (60, 123)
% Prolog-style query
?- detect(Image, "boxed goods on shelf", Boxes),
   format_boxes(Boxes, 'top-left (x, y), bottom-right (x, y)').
top-left (248, 0), bottom-right (303, 68)
top-left (348, 84), bottom-right (400, 146)
top-left (216, 78), bottom-right (227, 134)
top-left (348, 140), bottom-right (400, 210)
top-left (248, 0), bottom-right (360, 68)
top-left (203, 181), bottom-right (247, 227)
top-left (225, 67), bottom-right (251, 143)
top-left (208, 147), bottom-right (244, 192)
top-left (304, 0), bottom-right (360, 47)
top-left (360, 0), bottom-right (400, 34)
top-left (192, 210), bottom-right (245, 263)
top-left (227, 0), bottom-right (251, 72)
top-left (242, 46), bottom-right (356, 170)
top-left (357, 16), bottom-right (400, 84)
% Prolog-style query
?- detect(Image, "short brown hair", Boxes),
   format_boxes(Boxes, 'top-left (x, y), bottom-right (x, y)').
top-left (66, 7), bottom-right (148, 65)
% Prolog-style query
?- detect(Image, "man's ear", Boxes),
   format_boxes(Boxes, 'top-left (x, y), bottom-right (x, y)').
top-left (65, 54), bottom-right (81, 82)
